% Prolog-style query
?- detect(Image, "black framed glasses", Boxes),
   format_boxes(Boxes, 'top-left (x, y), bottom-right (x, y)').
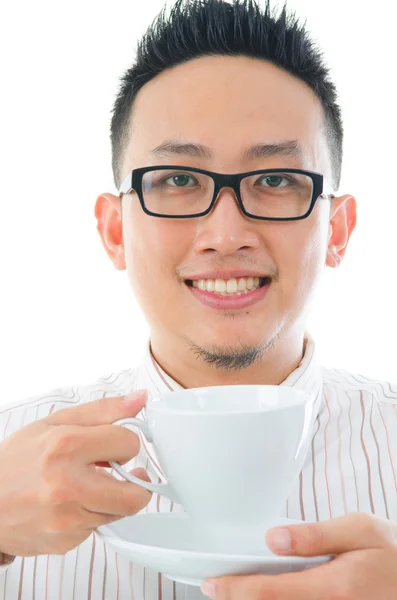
top-left (118, 165), bottom-right (335, 221)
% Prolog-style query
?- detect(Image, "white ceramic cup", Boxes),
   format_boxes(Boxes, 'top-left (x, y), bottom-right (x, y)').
top-left (110, 385), bottom-right (315, 552)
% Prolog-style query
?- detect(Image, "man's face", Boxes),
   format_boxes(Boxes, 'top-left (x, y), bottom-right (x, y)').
top-left (99, 56), bottom-right (350, 370)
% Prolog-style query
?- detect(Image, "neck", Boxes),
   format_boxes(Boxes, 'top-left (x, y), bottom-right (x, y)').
top-left (149, 328), bottom-right (307, 389)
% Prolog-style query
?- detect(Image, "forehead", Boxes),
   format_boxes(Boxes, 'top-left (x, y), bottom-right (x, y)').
top-left (123, 55), bottom-right (330, 176)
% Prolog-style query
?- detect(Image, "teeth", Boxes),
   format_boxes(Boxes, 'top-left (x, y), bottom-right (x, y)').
top-left (215, 279), bottom-right (226, 293)
top-left (191, 276), bottom-right (266, 295)
top-left (226, 279), bottom-right (238, 293)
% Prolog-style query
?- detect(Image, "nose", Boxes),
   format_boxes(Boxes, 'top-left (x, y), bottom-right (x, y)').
top-left (193, 186), bottom-right (262, 256)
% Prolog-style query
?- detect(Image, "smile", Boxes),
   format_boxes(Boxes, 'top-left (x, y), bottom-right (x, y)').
top-left (185, 276), bottom-right (272, 310)
top-left (185, 276), bottom-right (270, 296)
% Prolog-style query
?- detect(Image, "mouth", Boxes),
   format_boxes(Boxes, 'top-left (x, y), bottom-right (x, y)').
top-left (185, 275), bottom-right (271, 296)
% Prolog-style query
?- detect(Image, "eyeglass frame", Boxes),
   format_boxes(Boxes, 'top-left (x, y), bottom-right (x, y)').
top-left (118, 165), bottom-right (335, 222)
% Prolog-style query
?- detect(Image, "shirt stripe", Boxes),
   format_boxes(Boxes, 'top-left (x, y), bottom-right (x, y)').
top-left (360, 393), bottom-right (375, 513)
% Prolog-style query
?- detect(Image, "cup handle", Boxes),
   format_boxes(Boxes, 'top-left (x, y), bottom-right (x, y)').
top-left (109, 417), bottom-right (181, 504)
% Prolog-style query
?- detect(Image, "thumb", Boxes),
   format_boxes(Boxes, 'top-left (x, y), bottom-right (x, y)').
top-left (266, 513), bottom-right (397, 557)
top-left (46, 389), bottom-right (148, 427)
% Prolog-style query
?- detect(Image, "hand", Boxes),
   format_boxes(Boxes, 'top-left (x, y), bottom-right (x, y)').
top-left (0, 390), bottom-right (152, 557)
top-left (201, 513), bottom-right (397, 599)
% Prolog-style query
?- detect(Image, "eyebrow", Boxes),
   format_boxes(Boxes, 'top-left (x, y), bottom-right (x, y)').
top-left (150, 139), bottom-right (303, 161)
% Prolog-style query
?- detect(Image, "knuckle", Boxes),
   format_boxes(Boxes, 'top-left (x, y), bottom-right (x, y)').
top-left (41, 427), bottom-right (82, 461)
top-left (42, 482), bottom-right (73, 507)
top-left (349, 512), bottom-right (372, 527)
top-left (345, 513), bottom-right (397, 548)
top-left (373, 516), bottom-right (397, 547)
top-left (39, 472), bottom-right (75, 506)
top-left (349, 512), bottom-right (384, 539)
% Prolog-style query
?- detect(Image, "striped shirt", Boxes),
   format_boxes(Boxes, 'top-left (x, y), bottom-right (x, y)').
top-left (1, 333), bottom-right (396, 599)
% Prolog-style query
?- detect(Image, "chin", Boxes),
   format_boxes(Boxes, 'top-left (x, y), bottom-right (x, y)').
top-left (194, 330), bottom-right (268, 353)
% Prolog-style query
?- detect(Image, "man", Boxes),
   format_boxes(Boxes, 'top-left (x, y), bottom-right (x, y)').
top-left (1, 0), bottom-right (396, 598)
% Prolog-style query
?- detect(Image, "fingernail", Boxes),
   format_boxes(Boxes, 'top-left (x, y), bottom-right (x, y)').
top-left (123, 390), bottom-right (147, 404)
top-left (201, 580), bottom-right (216, 599)
top-left (267, 527), bottom-right (292, 554)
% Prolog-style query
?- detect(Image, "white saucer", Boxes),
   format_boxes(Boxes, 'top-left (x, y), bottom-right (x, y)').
top-left (96, 513), bottom-right (332, 587)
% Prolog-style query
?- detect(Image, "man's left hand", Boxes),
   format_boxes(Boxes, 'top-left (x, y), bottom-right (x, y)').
top-left (201, 513), bottom-right (397, 599)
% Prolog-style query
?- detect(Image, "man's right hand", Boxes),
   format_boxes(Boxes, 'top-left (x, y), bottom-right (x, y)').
top-left (0, 389), bottom-right (152, 558)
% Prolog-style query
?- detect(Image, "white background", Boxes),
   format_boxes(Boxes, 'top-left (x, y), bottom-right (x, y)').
top-left (0, 0), bottom-right (395, 406)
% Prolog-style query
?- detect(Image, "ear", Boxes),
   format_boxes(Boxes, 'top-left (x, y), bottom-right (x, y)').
top-left (94, 192), bottom-right (126, 270)
top-left (325, 194), bottom-right (357, 268)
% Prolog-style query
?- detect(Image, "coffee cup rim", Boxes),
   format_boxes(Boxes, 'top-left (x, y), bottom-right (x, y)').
top-left (146, 385), bottom-right (313, 414)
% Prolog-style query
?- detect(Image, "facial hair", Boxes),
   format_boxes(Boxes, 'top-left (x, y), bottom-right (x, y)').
top-left (186, 335), bottom-right (277, 372)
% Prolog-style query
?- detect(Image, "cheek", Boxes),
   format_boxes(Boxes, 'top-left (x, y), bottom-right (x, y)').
top-left (275, 213), bottom-right (327, 296)
top-left (126, 210), bottom-right (193, 294)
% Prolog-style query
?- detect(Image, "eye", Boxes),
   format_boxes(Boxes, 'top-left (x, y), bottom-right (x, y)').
top-left (164, 173), bottom-right (197, 187)
top-left (256, 175), bottom-right (289, 188)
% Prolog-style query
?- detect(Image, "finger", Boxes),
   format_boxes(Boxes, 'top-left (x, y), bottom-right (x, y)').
top-left (45, 390), bottom-right (148, 427)
top-left (44, 423), bottom-right (141, 464)
top-left (83, 468), bottom-right (153, 527)
top-left (81, 464), bottom-right (152, 517)
top-left (266, 513), bottom-right (397, 557)
top-left (95, 456), bottom-right (139, 468)
top-left (125, 467), bottom-right (151, 482)
top-left (94, 466), bottom-right (151, 484)
top-left (94, 460), bottom-right (140, 468)
top-left (203, 567), bottom-right (327, 600)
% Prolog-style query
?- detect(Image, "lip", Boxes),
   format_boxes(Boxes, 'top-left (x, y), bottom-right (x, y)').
top-left (187, 279), bottom-right (271, 310)
top-left (185, 270), bottom-right (270, 281)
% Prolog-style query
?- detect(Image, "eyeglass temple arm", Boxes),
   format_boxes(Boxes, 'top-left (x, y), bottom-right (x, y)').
top-left (118, 173), bottom-right (134, 198)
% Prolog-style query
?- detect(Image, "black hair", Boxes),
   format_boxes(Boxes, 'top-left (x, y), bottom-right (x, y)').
top-left (110, 0), bottom-right (343, 191)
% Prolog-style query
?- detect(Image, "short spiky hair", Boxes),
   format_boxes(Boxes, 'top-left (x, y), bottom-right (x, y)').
top-left (110, 0), bottom-right (343, 191)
